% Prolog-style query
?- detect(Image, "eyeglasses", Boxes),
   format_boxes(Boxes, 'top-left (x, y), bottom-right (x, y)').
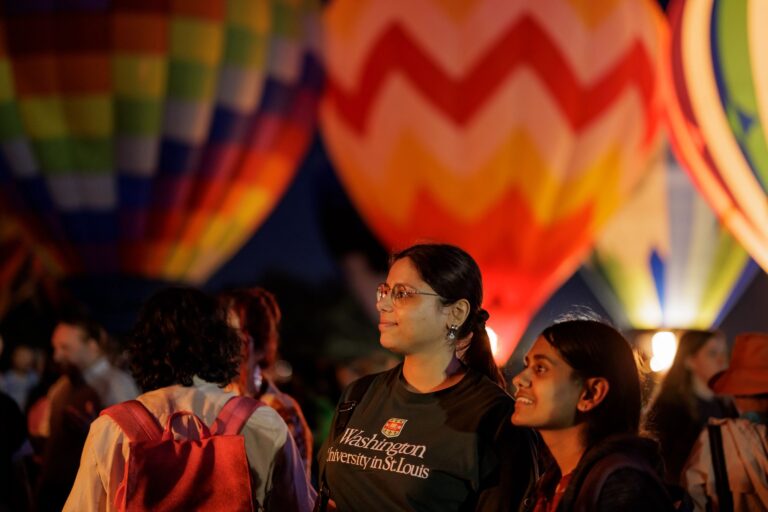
top-left (376, 283), bottom-right (442, 307)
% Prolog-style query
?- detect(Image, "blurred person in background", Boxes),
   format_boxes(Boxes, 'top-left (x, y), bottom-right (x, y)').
top-left (65, 287), bottom-right (315, 511)
top-left (683, 332), bottom-right (768, 512)
top-left (36, 307), bottom-right (138, 512)
top-left (0, 334), bottom-right (33, 511)
top-left (0, 343), bottom-right (39, 410)
top-left (647, 330), bottom-right (737, 485)
top-left (221, 287), bottom-right (314, 478)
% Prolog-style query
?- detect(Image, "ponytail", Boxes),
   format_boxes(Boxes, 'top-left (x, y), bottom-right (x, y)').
top-left (460, 309), bottom-right (504, 387)
top-left (389, 244), bottom-right (503, 386)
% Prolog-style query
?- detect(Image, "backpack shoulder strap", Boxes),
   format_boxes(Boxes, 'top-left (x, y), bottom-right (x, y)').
top-left (707, 423), bottom-right (734, 512)
top-left (333, 372), bottom-right (378, 440)
top-left (212, 396), bottom-right (264, 435)
top-left (574, 453), bottom-right (659, 512)
top-left (101, 400), bottom-right (163, 443)
top-left (316, 372), bottom-right (379, 512)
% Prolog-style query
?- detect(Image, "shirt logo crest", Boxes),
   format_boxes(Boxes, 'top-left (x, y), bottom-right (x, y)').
top-left (381, 418), bottom-right (407, 438)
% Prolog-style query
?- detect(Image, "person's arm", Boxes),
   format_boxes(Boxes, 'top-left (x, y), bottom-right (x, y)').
top-left (682, 429), bottom-right (712, 511)
top-left (264, 429), bottom-right (317, 512)
top-left (62, 423), bottom-right (109, 512)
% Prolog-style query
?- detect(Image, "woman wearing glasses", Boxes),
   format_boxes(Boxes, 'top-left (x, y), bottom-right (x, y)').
top-left (318, 243), bottom-right (535, 511)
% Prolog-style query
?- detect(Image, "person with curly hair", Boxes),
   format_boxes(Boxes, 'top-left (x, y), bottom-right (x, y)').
top-left (64, 287), bottom-right (315, 512)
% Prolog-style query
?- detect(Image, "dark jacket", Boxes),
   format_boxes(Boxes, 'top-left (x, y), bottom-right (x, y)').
top-left (523, 435), bottom-right (675, 512)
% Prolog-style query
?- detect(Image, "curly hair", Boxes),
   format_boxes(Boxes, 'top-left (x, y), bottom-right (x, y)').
top-left (128, 287), bottom-right (242, 391)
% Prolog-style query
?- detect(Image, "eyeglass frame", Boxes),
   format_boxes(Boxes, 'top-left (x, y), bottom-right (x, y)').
top-left (376, 283), bottom-right (442, 307)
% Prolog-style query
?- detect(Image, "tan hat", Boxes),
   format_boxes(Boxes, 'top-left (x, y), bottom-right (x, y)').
top-left (709, 332), bottom-right (768, 396)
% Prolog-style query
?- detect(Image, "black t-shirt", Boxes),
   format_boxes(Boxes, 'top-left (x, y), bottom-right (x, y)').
top-left (320, 365), bottom-right (533, 511)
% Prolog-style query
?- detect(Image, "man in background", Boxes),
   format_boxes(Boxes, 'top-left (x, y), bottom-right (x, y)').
top-left (36, 308), bottom-right (138, 512)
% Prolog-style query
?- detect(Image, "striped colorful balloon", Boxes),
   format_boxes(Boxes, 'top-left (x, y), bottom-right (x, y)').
top-left (583, 149), bottom-right (760, 330)
top-left (666, 0), bottom-right (768, 272)
top-left (0, 0), bottom-right (322, 283)
top-left (320, 0), bottom-right (666, 363)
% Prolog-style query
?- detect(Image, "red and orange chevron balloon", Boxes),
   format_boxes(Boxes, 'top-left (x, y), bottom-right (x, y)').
top-left (320, 0), bottom-right (667, 364)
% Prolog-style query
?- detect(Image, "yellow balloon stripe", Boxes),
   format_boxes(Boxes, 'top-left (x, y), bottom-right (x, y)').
top-left (696, 232), bottom-right (751, 325)
top-left (565, 0), bottom-right (624, 30)
top-left (159, 158), bottom-right (283, 283)
top-left (325, 113), bottom-right (627, 228)
top-left (751, 0), bottom-right (768, 159)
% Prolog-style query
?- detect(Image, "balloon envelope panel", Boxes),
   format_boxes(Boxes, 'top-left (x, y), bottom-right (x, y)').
top-left (320, 0), bottom-right (666, 363)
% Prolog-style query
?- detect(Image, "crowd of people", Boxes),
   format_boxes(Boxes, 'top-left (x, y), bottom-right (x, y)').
top-left (0, 242), bottom-right (765, 511)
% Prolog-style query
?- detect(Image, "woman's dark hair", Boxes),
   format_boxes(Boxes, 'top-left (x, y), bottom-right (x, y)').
top-left (128, 287), bottom-right (242, 391)
top-left (391, 243), bottom-right (503, 386)
top-left (541, 319), bottom-right (641, 448)
top-left (651, 329), bottom-right (722, 417)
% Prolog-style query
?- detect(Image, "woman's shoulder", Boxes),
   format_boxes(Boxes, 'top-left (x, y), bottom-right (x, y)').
top-left (340, 366), bottom-right (398, 400)
top-left (461, 368), bottom-right (514, 403)
top-left (597, 466), bottom-right (674, 511)
top-left (568, 436), bottom-right (673, 511)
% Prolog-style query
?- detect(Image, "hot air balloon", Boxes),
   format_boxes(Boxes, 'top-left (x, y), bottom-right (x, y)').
top-left (0, 205), bottom-right (62, 318)
top-left (0, 0), bottom-right (322, 284)
top-left (582, 148), bottom-right (760, 332)
top-left (320, 0), bottom-right (667, 363)
top-left (666, 0), bottom-right (768, 272)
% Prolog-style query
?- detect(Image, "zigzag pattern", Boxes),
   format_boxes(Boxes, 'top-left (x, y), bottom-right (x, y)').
top-left (326, 0), bottom-right (660, 88)
top-left (321, 71), bottom-right (650, 208)
top-left (325, 17), bottom-right (658, 134)
top-left (325, 121), bottom-right (626, 226)
top-left (321, 0), bottom-right (665, 359)
top-left (363, 181), bottom-right (598, 364)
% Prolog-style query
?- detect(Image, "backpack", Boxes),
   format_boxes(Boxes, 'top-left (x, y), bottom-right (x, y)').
top-left (102, 396), bottom-right (263, 512)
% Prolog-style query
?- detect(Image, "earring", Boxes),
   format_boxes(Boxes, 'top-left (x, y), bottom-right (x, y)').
top-left (447, 324), bottom-right (459, 340)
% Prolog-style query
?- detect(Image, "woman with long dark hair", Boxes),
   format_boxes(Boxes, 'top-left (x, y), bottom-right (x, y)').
top-left (511, 319), bottom-right (674, 511)
top-left (647, 330), bottom-right (737, 484)
top-left (318, 243), bottom-right (535, 511)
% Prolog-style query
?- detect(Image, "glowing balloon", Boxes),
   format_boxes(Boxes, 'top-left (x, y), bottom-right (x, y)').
top-left (666, 0), bottom-right (768, 272)
top-left (0, 205), bottom-right (62, 318)
top-left (0, 0), bottom-right (322, 283)
top-left (320, 0), bottom-right (666, 363)
top-left (583, 149), bottom-right (760, 330)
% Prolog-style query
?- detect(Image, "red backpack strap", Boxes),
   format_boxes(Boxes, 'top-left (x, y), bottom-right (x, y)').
top-left (101, 400), bottom-right (163, 443)
top-left (212, 396), bottom-right (263, 435)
